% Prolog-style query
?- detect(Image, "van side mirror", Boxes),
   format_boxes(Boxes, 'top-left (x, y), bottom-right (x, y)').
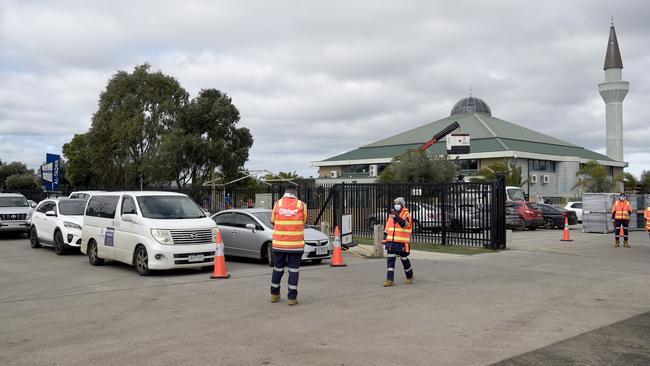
top-left (30, 201), bottom-right (37, 208)
top-left (245, 223), bottom-right (256, 232)
top-left (122, 214), bottom-right (139, 223)
top-left (46, 211), bottom-right (57, 217)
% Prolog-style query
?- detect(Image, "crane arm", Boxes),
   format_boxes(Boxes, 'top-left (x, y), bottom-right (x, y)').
top-left (418, 121), bottom-right (460, 151)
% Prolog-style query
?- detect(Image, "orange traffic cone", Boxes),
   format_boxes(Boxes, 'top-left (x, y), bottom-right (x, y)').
top-left (560, 215), bottom-right (573, 242)
top-left (330, 226), bottom-right (347, 267)
top-left (210, 230), bottom-right (230, 279)
top-left (619, 224), bottom-right (625, 239)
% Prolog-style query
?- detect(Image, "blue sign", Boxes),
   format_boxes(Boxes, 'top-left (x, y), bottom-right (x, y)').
top-left (42, 153), bottom-right (61, 192)
top-left (104, 227), bottom-right (115, 247)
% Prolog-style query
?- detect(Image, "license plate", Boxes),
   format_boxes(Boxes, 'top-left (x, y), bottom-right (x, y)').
top-left (188, 254), bottom-right (205, 262)
top-left (316, 247), bottom-right (328, 255)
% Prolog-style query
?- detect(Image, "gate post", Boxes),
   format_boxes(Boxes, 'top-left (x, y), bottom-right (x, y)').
top-left (491, 173), bottom-right (507, 250)
top-left (441, 184), bottom-right (447, 245)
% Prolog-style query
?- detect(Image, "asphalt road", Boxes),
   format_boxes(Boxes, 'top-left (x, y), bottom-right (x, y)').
top-left (1, 228), bottom-right (650, 365)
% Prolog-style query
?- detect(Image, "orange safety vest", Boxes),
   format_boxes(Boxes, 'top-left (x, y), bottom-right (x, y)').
top-left (612, 200), bottom-right (632, 221)
top-left (645, 207), bottom-right (650, 231)
top-left (382, 208), bottom-right (413, 252)
top-left (272, 197), bottom-right (307, 251)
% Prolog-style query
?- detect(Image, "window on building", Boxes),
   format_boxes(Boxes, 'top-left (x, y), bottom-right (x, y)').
top-left (457, 159), bottom-right (479, 171)
top-left (528, 159), bottom-right (556, 172)
top-left (341, 164), bottom-right (368, 174)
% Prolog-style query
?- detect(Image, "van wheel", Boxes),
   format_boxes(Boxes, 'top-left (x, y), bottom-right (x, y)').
top-left (88, 240), bottom-right (104, 266)
top-left (267, 244), bottom-right (275, 267)
top-left (30, 226), bottom-right (41, 248)
top-left (134, 246), bottom-right (151, 276)
top-left (54, 231), bottom-right (66, 255)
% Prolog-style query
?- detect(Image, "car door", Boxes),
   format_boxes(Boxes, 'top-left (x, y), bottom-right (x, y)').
top-left (40, 201), bottom-right (57, 243)
top-left (32, 201), bottom-right (50, 241)
top-left (113, 195), bottom-right (139, 264)
top-left (231, 212), bottom-right (264, 258)
top-left (213, 212), bottom-right (238, 256)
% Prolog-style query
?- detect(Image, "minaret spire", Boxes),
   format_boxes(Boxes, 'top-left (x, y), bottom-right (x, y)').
top-left (598, 18), bottom-right (628, 163)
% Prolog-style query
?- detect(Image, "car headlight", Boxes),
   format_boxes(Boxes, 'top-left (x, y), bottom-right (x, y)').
top-left (212, 228), bottom-right (219, 243)
top-left (63, 221), bottom-right (82, 230)
top-left (151, 229), bottom-right (174, 245)
top-left (26, 211), bottom-right (32, 219)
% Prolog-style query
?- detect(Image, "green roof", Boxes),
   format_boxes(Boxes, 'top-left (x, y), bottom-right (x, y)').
top-left (321, 111), bottom-right (614, 163)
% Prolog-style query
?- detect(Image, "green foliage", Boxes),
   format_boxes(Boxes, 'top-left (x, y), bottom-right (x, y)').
top-left (63, 66), bottom-right (253, 189)
top-left (621, 172), bottom-right (638, 193)
top-left (264, 171), bottom-right (300, 180)
top-left (161, 88), bottom-right (253, 188)
top-left (0, 161), bottom-right (34, 189)
top-left (640, 170), bottom-right (650, 194)
top-left (573, 160), bottom-right (618, 193)
top-left (378, 150), bottom-right (458, 183)
top-left (5, 173), bottom-right (38, 189)
top-left (470, 160), bottom-right (526, 186)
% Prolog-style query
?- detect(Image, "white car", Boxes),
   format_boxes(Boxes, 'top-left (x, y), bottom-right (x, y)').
top-left (564, 201), bottom-right (583, 222)
top-left (0, 193), bottom-right (34, 235)
top-left (80, 191), bottom-right (217, 276)
top-left (30, 198), bottom-right (86, 254)
top-left (69, 191), bottom-right (104, 200)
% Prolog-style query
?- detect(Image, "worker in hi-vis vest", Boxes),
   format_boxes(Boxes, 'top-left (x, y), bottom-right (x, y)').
top-left (382, 197), bottom-right (414, 287)
top-left (644, 205), bottom-right (650, 237)
top-left (270, 185), bottom-right (307, 306)
top-left (612, 193), bottom-right (635, 248)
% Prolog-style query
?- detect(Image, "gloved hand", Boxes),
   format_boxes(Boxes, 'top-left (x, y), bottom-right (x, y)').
top-left (392, 215), bottom-right (399, 223)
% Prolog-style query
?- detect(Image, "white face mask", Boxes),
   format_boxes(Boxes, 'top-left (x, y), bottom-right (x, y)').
top-left (394, 204), bottom-right (401, 211)
top-left (619, 196), bottom-right (625, 201)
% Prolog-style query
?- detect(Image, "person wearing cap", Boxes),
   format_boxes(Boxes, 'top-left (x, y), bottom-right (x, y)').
top-left (269, 185), bottom-right (307, 306)
top-left (612, 193), bottom-right (634, 248)
top-left (382, 197), bottom-right (414, 287)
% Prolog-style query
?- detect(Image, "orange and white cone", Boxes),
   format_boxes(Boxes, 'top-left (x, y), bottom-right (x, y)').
top-left (560, 215), bottom-right (573, 242)
top-left (619, 224), bottom-right (625, 239)
top-left (210, 230), bottom-right (230, 279)
top-left (330, 226), bottom-right (347, 267)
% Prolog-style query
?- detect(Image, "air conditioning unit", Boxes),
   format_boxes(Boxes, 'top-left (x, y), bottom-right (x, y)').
top-left (530, 174), bottom-right (538, 183)
top-left (369, 164), bottom-right (378, 177)
top-left (330, 171), bottom-right (338, 178)
top-left (542, 175), bottom-right (550, 184)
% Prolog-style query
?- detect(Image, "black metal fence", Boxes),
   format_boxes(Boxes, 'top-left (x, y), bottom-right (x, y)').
top-left (3, 176), bottom-right (506, 249)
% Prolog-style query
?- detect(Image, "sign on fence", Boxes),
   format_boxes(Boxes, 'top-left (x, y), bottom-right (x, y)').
top-left (41, 153), bottom-right (60, 192)
top-left (341, 214), bottom-right (352, 245)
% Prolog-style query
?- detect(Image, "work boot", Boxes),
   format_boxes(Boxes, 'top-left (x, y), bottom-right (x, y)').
top-left (270, 295), bottom-right (280, 303)
top-left (383, 280), bottom-right (394, 287)
top-left (624, 240), bottom-right (630, 248)
top-left (287, 299), bottom-right (298, 306)
top-left (405, 277), bottom-right (415, 285)
top-left (614, 239), bottom-right (620, 248)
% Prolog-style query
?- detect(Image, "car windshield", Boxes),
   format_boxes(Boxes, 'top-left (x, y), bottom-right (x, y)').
top-left (0, 197), bottom-right (29, 207)
top-left (253, 212), bottom-right (273, 228)
top-left (137, 196), bottom-right (206, 219)
top-left (58, 200), bottom-right (86, 215)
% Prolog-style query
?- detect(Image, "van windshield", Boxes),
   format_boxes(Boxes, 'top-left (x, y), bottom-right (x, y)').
top-left (137, 196), bottom-right (206, 219)
top-left (0, 197), bottom-right (29, 207)
top-left (507, 188), bottom-right (526, 201)
top-left (59, 200), bottom-right (86, 215)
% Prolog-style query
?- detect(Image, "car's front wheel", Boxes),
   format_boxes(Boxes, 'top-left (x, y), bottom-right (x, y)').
top-left (30, 226), bottom-right (41, 248)
top-left (134, 246), bottom-right (151, 276)
top-left (54, 231), bottom-right (66, 255)
top-left (88, 240), bottom-right (105, 266)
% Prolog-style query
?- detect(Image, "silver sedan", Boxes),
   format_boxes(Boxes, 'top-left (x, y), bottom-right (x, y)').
top-left (211, 208), bottom-right (332, 266)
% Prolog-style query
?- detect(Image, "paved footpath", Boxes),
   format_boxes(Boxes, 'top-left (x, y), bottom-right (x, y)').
top-left (1, 228), bottom-right (649, 365)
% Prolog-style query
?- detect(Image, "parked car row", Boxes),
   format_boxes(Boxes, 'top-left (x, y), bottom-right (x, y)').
top-left (19, 191), bottom-right (332, 276)
top-left (506, 201), bottom-right (578, 231)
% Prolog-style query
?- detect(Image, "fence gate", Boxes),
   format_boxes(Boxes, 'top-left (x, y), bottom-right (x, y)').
top-left (309, 177), bottom-right (506, 249)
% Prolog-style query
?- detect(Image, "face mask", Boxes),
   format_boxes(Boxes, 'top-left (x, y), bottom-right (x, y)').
top-left (619, 196), bottom-right (625, 201)
top-left (394, 204), bottom-right (401, 211)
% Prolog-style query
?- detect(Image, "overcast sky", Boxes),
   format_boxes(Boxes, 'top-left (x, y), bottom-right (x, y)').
top-left (1, 0), bottom-right (649, 179)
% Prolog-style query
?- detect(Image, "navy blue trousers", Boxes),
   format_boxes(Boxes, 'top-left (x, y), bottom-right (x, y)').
top-left (614, 220), bottom-right (629, 240)
top-left (270, 251), bottom-right (302, 300)
top-left (386, 250), bottom-right (413, 281)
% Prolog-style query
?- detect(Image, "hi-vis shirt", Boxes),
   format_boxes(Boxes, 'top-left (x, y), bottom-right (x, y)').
top-left (383, 208), bottom-right (413, 253)
top-left (272, 197), bottom-right (308, 252)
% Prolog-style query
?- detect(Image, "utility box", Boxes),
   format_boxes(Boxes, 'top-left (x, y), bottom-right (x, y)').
top-left (255, 193), bottom-right (273, 210)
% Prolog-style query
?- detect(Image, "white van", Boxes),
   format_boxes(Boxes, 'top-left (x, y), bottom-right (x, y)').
top-left (81, 191), bottom-right (218, 275)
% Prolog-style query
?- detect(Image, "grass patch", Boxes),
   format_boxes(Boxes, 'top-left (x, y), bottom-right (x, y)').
top-left (352, 237), bottom-right (496, 256)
